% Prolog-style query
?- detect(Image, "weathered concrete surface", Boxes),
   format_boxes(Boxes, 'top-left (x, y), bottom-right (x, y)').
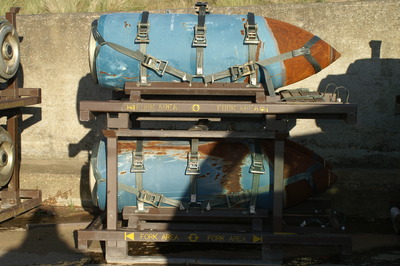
top-left (2, 1), bottom-right (399, 216)
top-left (12, 0), bottom-right (400, 165)
top-left (20, 159), bottom-right (92, 209)
top-left (329, 168), bottom-right (400, 218)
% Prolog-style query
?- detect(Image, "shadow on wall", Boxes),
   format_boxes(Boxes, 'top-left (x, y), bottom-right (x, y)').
top-left (68, 74), bottom-right (112, 158)
top-left (1, 65), bottom-right (42, 132)
top-left (292, 40), bottom-right (400, 169)
top-left (68, 74), bottom-right (112, 211)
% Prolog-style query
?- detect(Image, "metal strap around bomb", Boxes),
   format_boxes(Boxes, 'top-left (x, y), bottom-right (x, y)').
top-left (118, 183), bottom-right (189, 210)
top-left (135, 11), bottom-right (150, 43)
top-left (302, 35), bottom-right (322, 73)
top-left (130, 140), bottom-right (146, 211)
top-left (202, 190), bottom-right (252, 210)
top-left (249, 145), bottom-right (265, 214)
top-left (130, 139), bottom-right (145, 173)
top-left (92, 22), bottom-right (194, 83)
top-left (284, 162), bottom-right (322, 193)
top-left (186, 138), bottom-right (200, 176)
top-left (185, 138), bottom-right (200, 204)
top-left (203, 35), bottom-right (322, 94)
top-left (135, 11), bottom-right (150, 85)
top-left (93, 19), bottom-right (321, 88)
top-left (244, 12), bottom-right (260, 87)
top-left (193, 2), bottom-right (209, 76)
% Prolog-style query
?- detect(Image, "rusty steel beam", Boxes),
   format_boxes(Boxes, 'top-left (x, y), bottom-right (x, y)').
top-left (0, 96), bottom-right (41, 110)
top-left (273, 139), bottom-right (284, 233)
top-left (106, 256), bottom-right (277, 265)
top-left (103, 129), bottom-right (277, 139)
top-left (106, 136), bottom-right (118, 230)
top-left (78, 76), bottom-right (356, 263)
top-left (122, 206), bottom-right (269, 221)
top-left (0, 7), bottom-right (42, 222)
top-left (0, 88), bottom-right (41, 98)
top-left (125, 82), bottom-right (265, 96)
top-left (77, 228), bottom-right (351, 247)
top-left (0, 189), bottom-right (42, 223)
top-left (80, 100), bottom-right (357, 123)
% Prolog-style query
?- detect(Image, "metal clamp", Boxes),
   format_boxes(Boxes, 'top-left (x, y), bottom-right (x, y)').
top-left (135, 22), bottom-right (150, 43)
top-left (230, 62), bottom-right (256, 81)
top-left (250, 153), bottom-right (265, 174)
top-left (244, 23), bottom-right (260, 44)
top-left (322, 83), bottom-right (350, 103)
top-left (194, 2), bottom-right (209, 13)
top-left (138, 190), bottom-right (164, 208)
top-left (292, 47), bottom-right (311, 57)
top-left (185, 153), bottom-right (200, 175)
top-left (193, 25), bottom-right (207, 47)
top-left (131, 151), bottom-right (145, 173)
top-left (142, 55), bottom-right (168, 76)
top-left (226, 191), bottom-right (251, 208)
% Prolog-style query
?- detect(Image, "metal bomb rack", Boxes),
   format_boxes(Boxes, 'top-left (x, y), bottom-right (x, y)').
top-left (0, 8), bottom-right (42, 222)
top-left (78, 81), bottom-right (356, 264)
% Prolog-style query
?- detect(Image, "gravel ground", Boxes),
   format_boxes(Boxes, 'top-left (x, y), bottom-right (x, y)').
top-left (0, 206), bottom-right (398, 265)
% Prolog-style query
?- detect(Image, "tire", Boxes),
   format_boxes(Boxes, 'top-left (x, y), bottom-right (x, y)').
top-left (0, 127), bottom-right (15, 187)
top-left (0, 20), bottom-right (20, 83)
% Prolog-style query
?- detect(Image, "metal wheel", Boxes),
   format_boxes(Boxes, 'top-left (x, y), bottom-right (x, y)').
top-left (88, 20), bottom-right (98, 83)
top-left (0, 126), bottom-right (15, 187)
top-left (0, 20), bottom-right (20, 83)
top-left (89, 141), bottom-right (100, 206)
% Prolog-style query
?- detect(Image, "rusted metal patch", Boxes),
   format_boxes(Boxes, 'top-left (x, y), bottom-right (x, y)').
top-left (118, 140), bottom-right (250, 193)
top-left (264, 17), bottom-right (340, 86)
top-left (199, 141), bottom-right (250, 193)
top-left (262, 139), bottom-right (337, 207)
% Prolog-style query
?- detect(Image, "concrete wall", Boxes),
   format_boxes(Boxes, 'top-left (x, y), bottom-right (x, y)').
top-left (4, 0), bottom-right (400, 216)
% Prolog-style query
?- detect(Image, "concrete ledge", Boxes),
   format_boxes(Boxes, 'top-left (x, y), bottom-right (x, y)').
top-left (20, 159), bottom-right (93, 209)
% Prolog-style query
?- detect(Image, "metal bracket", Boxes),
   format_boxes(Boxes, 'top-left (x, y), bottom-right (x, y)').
top-left (194, 2), bottom-right (209, 14)
top-left (185, 152), bottom-right (200, 175)
top-left (230, 62), bottom-right (256, 81)
top-left (244, 23), bottom-right (260, 44)
top-left (250, 153), bottom-right (265, 174)
top-left (226, 190), bottom-right (252, 208)
top-left (137, 190), bottom-right (163, 208)
top-left (130, 151), bottom-right (145, 173)
top-left (193, 25), bottom-right (207, 47)
top-left (142, 55), bottom-right (168, 76)
top-left (292, 47), bottom-right (311, 57)
top-left (135, 21), bottom-right (150, 43)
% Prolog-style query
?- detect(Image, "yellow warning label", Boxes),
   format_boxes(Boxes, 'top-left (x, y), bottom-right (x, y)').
top-left (228, 235), bottom-right (247, 242)
top-left (252, 235), bottom-right (262, 243)
top-left (207, 234), bottom-right (225, 242)
top-left (126, 104), bottom-right (137, 111)
top-left (192, 104), bottom-right (200, 112)
top-left (216, 104), bottom-right (269, 113)
top-left (188, 233), bottom-right (199, 242)
top-left (124, 232), bottom-right (135, 241)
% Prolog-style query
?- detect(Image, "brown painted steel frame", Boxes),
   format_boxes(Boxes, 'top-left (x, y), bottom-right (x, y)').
top-left (77, 82), bottom-right (355, 264)
top-left (0, 8), bottom-right (42, 223)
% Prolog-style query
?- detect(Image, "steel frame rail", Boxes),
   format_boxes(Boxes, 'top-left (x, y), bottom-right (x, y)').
top-left (77, 81), bottom-right (355, 264)
top-left (0, 7), bottom-right (42, 223)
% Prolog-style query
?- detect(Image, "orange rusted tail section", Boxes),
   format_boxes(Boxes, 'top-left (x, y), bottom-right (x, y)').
top-left (265, 18), bottom-right (341, 86)
top-left (263, 140), bottom-right (337, 208)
